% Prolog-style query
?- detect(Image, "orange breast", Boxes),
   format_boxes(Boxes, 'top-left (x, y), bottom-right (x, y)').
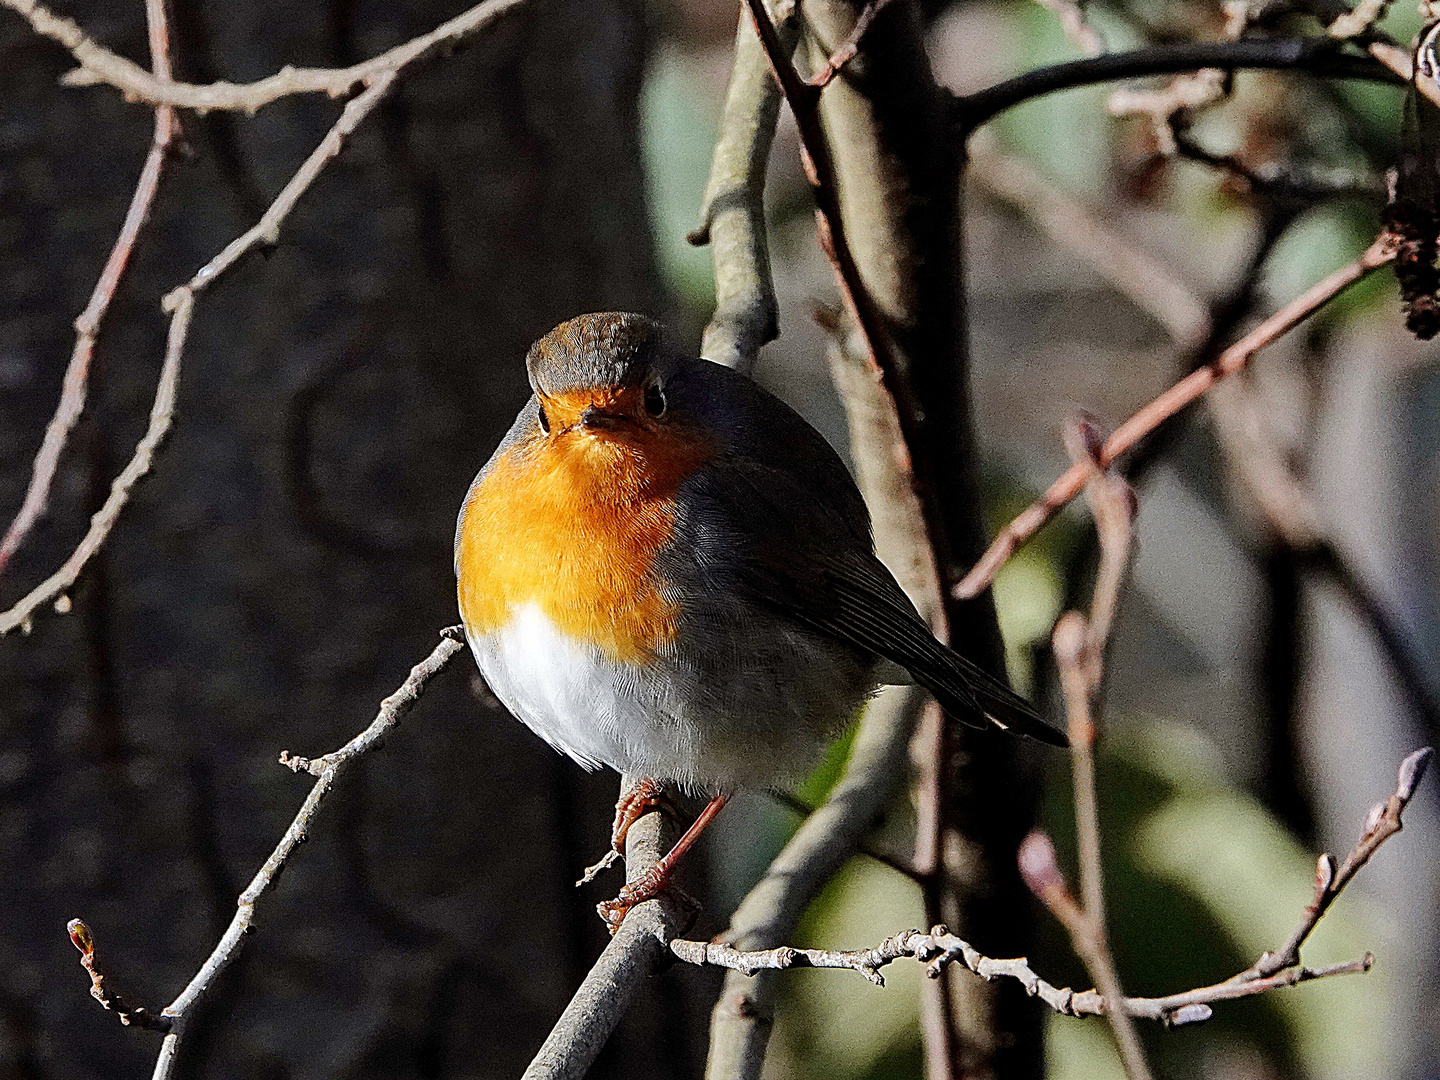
top-left (456, 416), bottom-right (714, 665)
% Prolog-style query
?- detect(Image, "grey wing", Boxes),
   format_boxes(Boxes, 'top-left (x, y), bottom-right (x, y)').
top-left (676, 447), bottom-right (1066, 748)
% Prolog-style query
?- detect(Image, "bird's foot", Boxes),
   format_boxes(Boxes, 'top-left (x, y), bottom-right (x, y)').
top-left (595, 793), bottom-right (730, 933)
top-left (576, 777), bottom-right (676, 886)
top-left (596, 864), bottom-right (697, 934)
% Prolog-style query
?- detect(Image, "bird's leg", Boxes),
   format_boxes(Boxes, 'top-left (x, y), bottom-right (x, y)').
top-left (597, 793), bottom-right (730, 933)
top-left (576, 776), bottom-right (677, 886)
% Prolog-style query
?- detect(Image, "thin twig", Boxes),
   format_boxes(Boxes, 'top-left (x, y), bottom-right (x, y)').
top-left (670, 922), bottom-right (1371, 1022)
top-left (1043, 427), bottom-right (1151, 1080)
top-left (954, 232), bottom-right (1395, 600)
top-left (1246, 746), bottom-right (1432, 978)
top-left (0, 0), bottom-right (178, 578)
top-left (65, 629), bottom-right (465, 1078)
top-left (1015, 746), bottom-right (1427, 1025)
top-left (0, 0), bottom-right (531, 114)
top-left (65, 919), bottom-right (172, 1032)
top-left (742, 0), bottom-right (933, 520)
top-left (807, 0), bottom-right (899, 89)
top-left (0, 71), bottom-right (400, 637)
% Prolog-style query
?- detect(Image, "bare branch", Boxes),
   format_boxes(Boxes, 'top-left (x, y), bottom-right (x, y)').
top-left (690, 6), bottom-right (798, 374)
top-left (678, 746), bottom-right (1425, 1032)
top-left (1248, 745), bottom-right (1432, 978)
top-left (142, 629), bottom-right (465, 1079)
top-left (954, 232), bottom-right (1395, 600)
top-left (0, 0), bottom-right (532, 113)
top-left (1, 70), bottom-right (400, 637)
top-left (706, 680), bottom-right (929, 1079)
top-left (0, 0), bottom-right (179, 578)
top-left (1045, 429), bottom-right (1151, 1080)
top-left (671, 921), bottom-right (1372, 1022)
top-left (0, 289), bottom-right (193, 637)
top-left (954, 40), bottom-right (1403, 135)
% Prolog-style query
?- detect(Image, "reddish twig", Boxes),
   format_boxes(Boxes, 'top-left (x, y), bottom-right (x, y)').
top-left (807, 0), bottom-right (899, 89)
top-left (0, 0), bottom-right (179, 579)
top-left (955, 233), bottom-right (1396, 600)
top-left (1016, 746), bottom-right (1429, 1027)
top-left (1044, 425), bottom-right (1152, 1080)
top-left (742, 0), bottom-right (927, 491)
top-left (66, 919), bottom-right (172, 1033)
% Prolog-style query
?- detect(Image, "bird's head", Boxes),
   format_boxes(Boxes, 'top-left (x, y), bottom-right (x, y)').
top-left (525, 312), bottom-right (674, 439)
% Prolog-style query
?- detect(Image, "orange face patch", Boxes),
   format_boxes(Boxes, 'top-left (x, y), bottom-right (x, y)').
top-left (456, 400), bottom-right (714, 665)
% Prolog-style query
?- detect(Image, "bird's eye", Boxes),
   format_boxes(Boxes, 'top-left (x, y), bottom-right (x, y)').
top-left (643, 382), bottom-right (666, 417)
top-left (537, 404), bottom-right (551, 434)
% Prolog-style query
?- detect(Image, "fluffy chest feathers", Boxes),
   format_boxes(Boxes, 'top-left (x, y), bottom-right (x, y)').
top-left (455, 418), bottom-right (713, 665)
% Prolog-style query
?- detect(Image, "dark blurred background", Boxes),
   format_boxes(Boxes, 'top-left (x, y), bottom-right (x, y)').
top-left (2, 0), bottom-right (1439, 1078)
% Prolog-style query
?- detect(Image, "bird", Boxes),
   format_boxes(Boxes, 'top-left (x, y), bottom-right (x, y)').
top-left (454, 312), bottom-right (1065, 930)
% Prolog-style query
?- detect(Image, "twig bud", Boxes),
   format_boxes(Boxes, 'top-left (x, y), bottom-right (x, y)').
top-left (1018, 831), bottom-right (1066, 896)
top-left (1360, 800), bottom-right (1387, 840)
top-left (67, 919), bottom-right (95, 958)
top-left (1315, 853), bottom-right (1336, 895)
top-left (1398, 746), bottom-right (1433, 802)
top-left (1166, 1003), bottom-right (1212, 1026)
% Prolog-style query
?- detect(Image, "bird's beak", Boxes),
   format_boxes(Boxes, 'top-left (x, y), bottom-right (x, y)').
top-left (577, 404), bottom-right (623, 431)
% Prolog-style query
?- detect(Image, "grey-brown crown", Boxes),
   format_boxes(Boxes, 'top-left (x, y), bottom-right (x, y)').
top-left (525, 312), bottom-right (662, 397)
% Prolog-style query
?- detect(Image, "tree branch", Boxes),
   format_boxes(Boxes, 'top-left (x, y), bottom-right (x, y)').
top-left (65, 628), bottom-right (465, 1079)
top-left (672, 745), bottom-right (1429, 1025)
top-left (954, 39), bottom-right (1400, 135)
top-left (954, 231), bottom-right (1395, 601)
top-left (672, 924), bottom-right (1371, 1019)
top-left (1, 69), bottom-right (401, 636)
top-left (522, 775), bottom-right (687, 1080)
top-left (0, 0), bottom-right (179, 579)
top-left (689, 6), bottom-right (798, 374)
top-left (0, 0), bottom-right (531, 113)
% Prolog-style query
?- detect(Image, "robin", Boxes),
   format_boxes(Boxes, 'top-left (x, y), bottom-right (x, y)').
top-left (454, 312), bottom-right (1064, 930)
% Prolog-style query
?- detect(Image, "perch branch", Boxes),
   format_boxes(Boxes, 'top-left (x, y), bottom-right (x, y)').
top-left (0, 0), bottom-right (179, 579)
top-left (0, 0), bottom-right (530, 114)
top-left (954, 232), bottom-right (1395, 600)
top-left (1, 71), bottom-right (401, 636)
top-left (522, 776), bottom-right (687, 1080)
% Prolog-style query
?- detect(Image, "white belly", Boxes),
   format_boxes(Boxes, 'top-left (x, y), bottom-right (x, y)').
top-left (468, 602), bottom-right (700, 781)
